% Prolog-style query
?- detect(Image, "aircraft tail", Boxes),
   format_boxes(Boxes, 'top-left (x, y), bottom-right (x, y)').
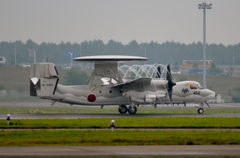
top-left (30, 63), bottom-right (59, 99)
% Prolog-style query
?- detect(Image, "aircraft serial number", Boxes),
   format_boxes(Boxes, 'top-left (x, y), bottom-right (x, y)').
top-left (193, 91), bottom-right (200, 95)
top-left (42, 84), bottom-right (53, 86)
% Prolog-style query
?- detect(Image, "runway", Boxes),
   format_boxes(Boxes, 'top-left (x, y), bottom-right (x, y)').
top-left (1, 145), bottom-right (240, 157)
top-left (1, 112), bottom-right (240, 119)
top-left (0, 102), bottom-right (240, 119)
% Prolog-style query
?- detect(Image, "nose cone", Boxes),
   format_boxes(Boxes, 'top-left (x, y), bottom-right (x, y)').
top-left (205, 89), bottom-right (216, 100)
top-left (200, 89), bottom-right (217, 100)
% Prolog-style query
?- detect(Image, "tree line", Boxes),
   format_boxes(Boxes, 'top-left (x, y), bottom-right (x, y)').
top-left (0, 39), bottom-right (239, 66)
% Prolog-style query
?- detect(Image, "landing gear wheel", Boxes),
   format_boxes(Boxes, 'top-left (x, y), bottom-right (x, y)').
top-left (128, 106), bottom-right (137, 115)
top-left (118, 105), bottom-right (127, 114)
top-left (198, 108), bottom-right (204, 114)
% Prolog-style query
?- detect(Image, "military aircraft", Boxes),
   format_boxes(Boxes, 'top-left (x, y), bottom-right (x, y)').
top-left (30, 55), bottom-right (216, 115)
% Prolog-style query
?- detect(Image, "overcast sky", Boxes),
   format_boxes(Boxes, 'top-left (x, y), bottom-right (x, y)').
top-left (0, 0), bottom-right (239, 46)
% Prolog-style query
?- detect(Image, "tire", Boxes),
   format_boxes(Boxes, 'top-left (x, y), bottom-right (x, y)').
top-left (128, 106), bottom-right (137, 115)
top-left (198, 108), bottom-right (204, 114)
top-left (118, 105), bottom-right (127, 114)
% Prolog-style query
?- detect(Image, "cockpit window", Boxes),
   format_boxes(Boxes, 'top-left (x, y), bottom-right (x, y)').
top-left (196, 83), bottom-right (203, 89)
top-left (190, 83), bottom-right (198, 89)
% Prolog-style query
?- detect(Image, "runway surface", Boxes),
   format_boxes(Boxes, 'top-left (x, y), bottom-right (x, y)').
top-left (1, 145), bottom-right (240, 157)
top-left (0, 102), bottom-right (240, 119)
top-left (1, 112), bottom-right (240, 119)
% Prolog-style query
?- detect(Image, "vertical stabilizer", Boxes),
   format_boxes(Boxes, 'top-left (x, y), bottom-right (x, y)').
top-left (30, 63), bottom-right (59, 98)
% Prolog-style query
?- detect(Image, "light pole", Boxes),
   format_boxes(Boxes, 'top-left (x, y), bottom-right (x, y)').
top-left (14, 42), bottom-right (16, 66)
top-left (28, 49), bottom-right (36, 63)
top-left (233, 52), bottom-right (235, 68)
top-left (144, 47), bottom-right (146, 65)
top-left (198, 2), bottom-right (212, 88)
top-left (69, 52), bottom-right (73, 68)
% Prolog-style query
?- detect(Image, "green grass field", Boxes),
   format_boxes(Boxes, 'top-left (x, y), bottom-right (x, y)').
top-left (1, 118), bottom-right (240, 146)
top-left (1, 118), bottom-right (240, 129)
top-left (1, 130), bottom-right (240, 146)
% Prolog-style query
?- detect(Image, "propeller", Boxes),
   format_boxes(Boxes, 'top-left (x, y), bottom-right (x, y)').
top-left (156, 65), bottom-right (161, 78)
top-left (166, 63), bottom-right (176, 104)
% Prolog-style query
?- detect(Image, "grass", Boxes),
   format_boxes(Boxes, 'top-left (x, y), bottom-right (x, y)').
top-left (1, 118), bottom-right (240, 129)
top-left (1, 118), bottom-right (240, 146)
top-left (1, 130), bottom-right (240, 146)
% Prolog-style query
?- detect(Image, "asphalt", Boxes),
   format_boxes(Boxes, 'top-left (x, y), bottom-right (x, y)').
top-left (1, 112), bottom-right (240, 119)
top-left (0, 102), bottom-right (240, 119)
top-left (0, 146), bottom-right (240, 157)
top-left (0, 102), bottom-right (239, 118)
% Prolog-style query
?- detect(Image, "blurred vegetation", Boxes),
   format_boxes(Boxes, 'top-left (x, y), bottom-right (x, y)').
top-left (0, 39), bottom-right (240, 66)
top-left (208, 62), bottom-right (223, 75)
top-left (232, 96), bottom-right (240, 103)
top-left (178, 75), bottom-right (188, 81)
top-left (0, 84), bottom-right (4, 90)
top-left (63, 69), bottom-right (89, 85)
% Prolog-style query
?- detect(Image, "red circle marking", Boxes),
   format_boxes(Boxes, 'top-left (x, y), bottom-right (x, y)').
top-left (87, 94), bottom-right (96, 102)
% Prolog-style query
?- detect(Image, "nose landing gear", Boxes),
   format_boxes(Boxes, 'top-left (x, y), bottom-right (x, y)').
top-left (197, 101), bottom-right (210, 114)
top-left (198, 108), bottom-right (204, 114)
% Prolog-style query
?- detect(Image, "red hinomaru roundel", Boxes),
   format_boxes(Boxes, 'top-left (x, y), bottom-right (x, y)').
top-left (87, 93), bottom-right (96, 102)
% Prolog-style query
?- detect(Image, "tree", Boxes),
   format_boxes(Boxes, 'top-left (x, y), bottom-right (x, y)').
top-left (0, 84), bottom-right (4, 90)
top-left (64, 70), bottom-right (89, 85)
top-left (208, 62), bottom-right (222, 75)
top-left (234, 87), bottom-right (240, 96)
top-left (173, 62), bottom-right (179, 72)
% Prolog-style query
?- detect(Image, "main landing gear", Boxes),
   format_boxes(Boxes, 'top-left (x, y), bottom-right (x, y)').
top-left (118, 105), bottom-right (137, 114)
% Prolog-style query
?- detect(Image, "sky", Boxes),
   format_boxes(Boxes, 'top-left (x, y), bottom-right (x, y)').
top-left (0, 0), bottom-right (239, 46)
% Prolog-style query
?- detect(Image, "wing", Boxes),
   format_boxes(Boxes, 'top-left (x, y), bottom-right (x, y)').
top-left (111, 77), bottom-right (152, 88)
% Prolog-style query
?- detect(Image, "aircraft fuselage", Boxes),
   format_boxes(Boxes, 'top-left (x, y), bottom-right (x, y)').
top-left (47, 80), bottom-right (215, 106)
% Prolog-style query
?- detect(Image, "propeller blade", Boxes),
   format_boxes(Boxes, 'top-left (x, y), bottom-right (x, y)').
top-left (156, 66), bottom-right (161, 78)
top-left (166, 63), bottom-right (176, 104)
top-left (168, 88), bottom-right (172, 103)
top-left (167, 64), bottom-right (171, 81)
